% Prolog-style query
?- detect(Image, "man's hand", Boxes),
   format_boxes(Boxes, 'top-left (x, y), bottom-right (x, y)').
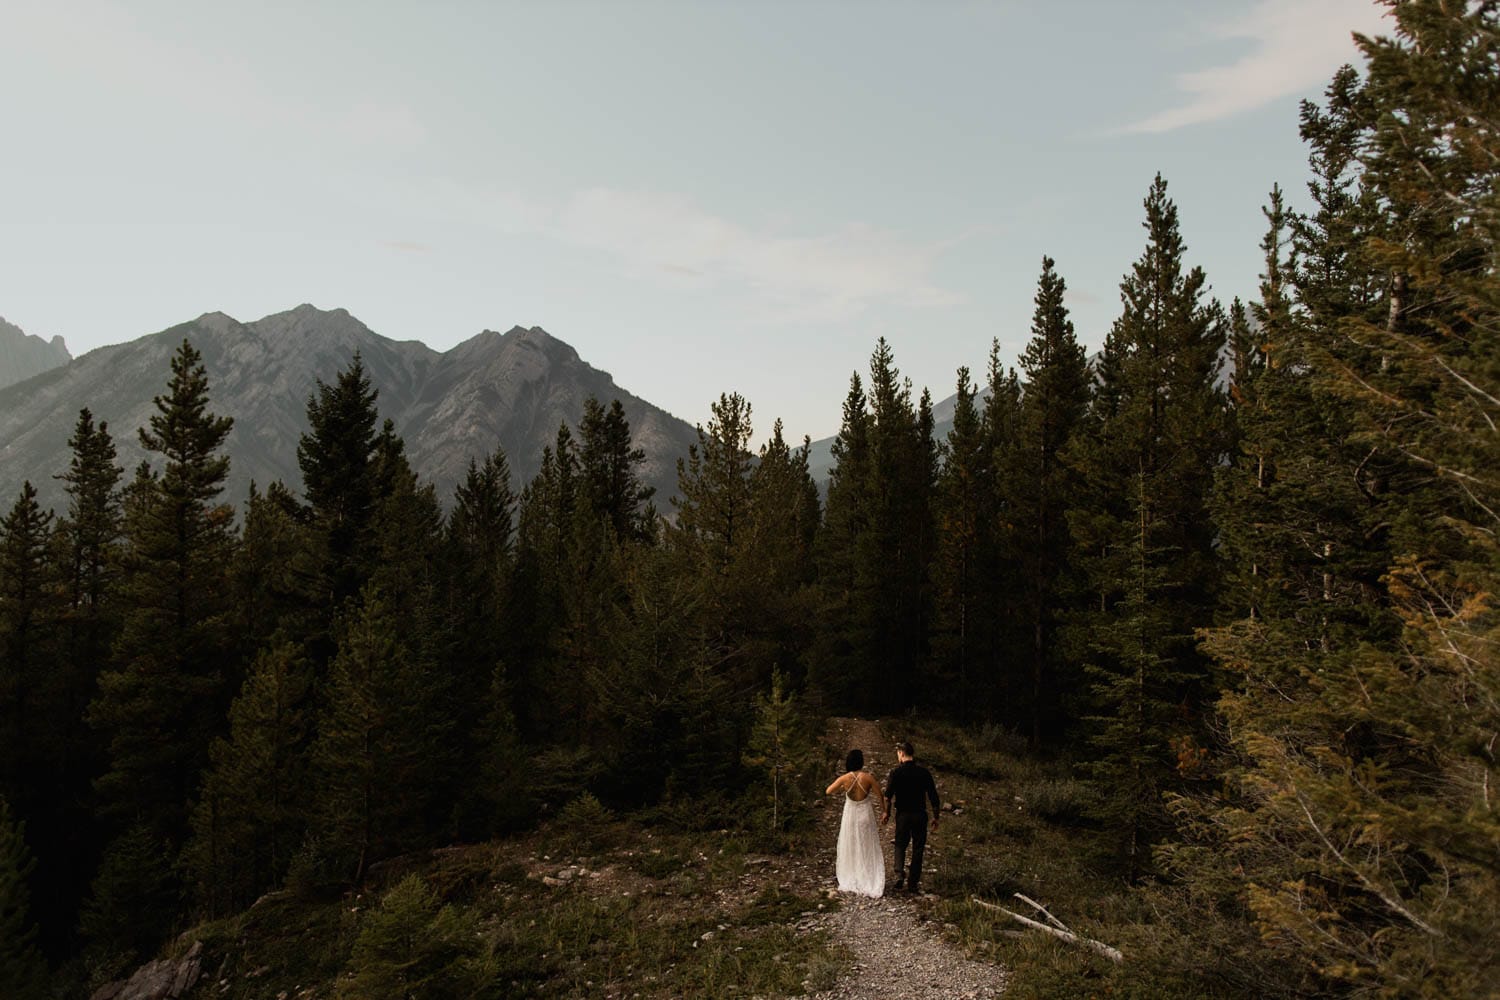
top-left (930, 815), bottom-right (939, 832)
top-left (879, 811), bottom-right (889, 826)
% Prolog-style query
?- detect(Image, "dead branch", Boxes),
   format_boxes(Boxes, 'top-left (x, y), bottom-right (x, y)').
top-left (971, 896), bottom-right (1125, 964)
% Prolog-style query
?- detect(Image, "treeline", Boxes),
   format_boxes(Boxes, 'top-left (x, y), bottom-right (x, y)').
top-left (1, 2), bottom-right (1497, 995)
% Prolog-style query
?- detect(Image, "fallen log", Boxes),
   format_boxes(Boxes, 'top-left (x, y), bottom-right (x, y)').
top-left (970, 895), bottom-right (1124, 964)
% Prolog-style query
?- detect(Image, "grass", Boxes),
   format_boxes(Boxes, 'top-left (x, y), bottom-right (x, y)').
top-left (179, 804), bottom-right (847, 999)
top-left (177, 714), bottom-right (1288, 998)
top-left (899, 715), bottom-right (1298, 999)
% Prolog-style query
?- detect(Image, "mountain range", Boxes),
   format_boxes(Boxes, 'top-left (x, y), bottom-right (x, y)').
top-left (0, 305), bottom-right (701, 515)
top-left (0, 315), bottom-right (71, 391)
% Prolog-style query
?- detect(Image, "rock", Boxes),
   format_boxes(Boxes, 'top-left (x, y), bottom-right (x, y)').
top-left (94, 941), bottom-right (204, 1000)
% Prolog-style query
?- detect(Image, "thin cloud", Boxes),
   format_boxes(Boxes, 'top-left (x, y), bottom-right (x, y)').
top-left (554, 188), bottom-right (963, 323)
top-left (340, 102), bottom-right (427, 147)
top-left (1121, 0), bottom-right (1389, 134)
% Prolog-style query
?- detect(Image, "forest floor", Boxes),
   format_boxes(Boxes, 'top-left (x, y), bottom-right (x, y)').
top-left (183, 714), bottom-right (1143, 999)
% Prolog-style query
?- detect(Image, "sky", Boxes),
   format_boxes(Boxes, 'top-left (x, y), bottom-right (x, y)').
top-left (0, 0), bottom-right (1391, 444)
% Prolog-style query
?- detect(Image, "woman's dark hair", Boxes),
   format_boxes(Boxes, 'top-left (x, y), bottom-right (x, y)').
top-left (846, 749), bottom-right (864, 772)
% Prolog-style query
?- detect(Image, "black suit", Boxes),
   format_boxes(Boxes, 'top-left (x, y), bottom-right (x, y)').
top-left (884, 759), bottom-right (939, 890)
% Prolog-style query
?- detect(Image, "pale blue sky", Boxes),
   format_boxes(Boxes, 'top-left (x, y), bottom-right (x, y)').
top-left (0, 0), bottom-right (1389, 443)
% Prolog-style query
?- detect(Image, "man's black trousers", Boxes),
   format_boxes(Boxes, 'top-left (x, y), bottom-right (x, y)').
top-left (893, 810), bottom-right (928, 889)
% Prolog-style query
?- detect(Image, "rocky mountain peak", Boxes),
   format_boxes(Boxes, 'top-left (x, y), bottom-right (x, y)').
top-left (0, 306), bottom-right (698, 514)
top-left (0, 314), bottom-right (72, 390)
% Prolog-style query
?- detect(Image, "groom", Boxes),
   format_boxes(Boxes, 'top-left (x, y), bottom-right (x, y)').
top-left (880, 740), bottom-right (940, 895)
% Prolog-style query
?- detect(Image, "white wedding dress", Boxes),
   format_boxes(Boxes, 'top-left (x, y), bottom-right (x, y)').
top-left (836, 774), bottom-right (886, 897)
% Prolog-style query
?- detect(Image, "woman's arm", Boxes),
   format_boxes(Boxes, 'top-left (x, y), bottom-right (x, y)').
top-left (825, 773), bottom-right (850, 796)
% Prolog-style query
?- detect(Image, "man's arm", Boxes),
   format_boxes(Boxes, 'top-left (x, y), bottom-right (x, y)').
top-left (927, 770), bottom-right (940, 829)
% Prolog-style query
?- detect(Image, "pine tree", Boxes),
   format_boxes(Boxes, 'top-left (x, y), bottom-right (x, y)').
top-left (78, 823), bottom-right (176, 971)
top-left (1012, 259), bottom-right (1091, 746)
top-left (338, 875), bottom-right (496, 1000)
top-left (445, 449), bottom-right (518, 832)
top-left (0, 797), bottom-right (46, 1000)
top-left (311, 589), bottom-right (440, 882)
top-left (296, 354), bottom-right (381, 666)
top-left (1064, 176), bottom-right (1227, 871)
top-left (815, 341), bottom-right (935, 713)
top-left (0, 482), bottom-right (56, 812)
top-left (742, 669), bottom-right (814, 835)
top-left (186, 640), bottom-right (311, 914)
top-left (930, 366), bottom-right (993, 715)
top-left (50, 408), bottom-right (123, 768)
top-left (582, 539), bottom-right (723, 803)
top-left (36, 409), bottom-right (123, 956)
top-left (579, 397), bottom-right (656, 542)
top-left (91, 339), bottom-right (235, 842)
top-left (671, 392), bottom-right (758, 692)
top-left (1189, 5), bottom-right (1500, 991)
top-left (808, 374), bottom-right (871, 708)
top-left (743, 419), bottom-right (821, 687)
top-left (673, 392), bottom-right (755, 580)
top-left (230, 481), bottom-right (310, 658)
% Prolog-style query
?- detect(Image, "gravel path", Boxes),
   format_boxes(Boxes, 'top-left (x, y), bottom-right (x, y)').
top-left (802, 719), bottom-right (1008, 1000)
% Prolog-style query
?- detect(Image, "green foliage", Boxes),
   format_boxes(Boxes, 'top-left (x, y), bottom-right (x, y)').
top-left (1009, 257), bottom-right (1092, 743)
top-left (1063, 175), bottom-right (1227, 873)
top-left (812, 340), bottom-right (936, 712)
top-left (337, 874), bottom-right (497, 1000)
top-left (310, 589), bottom-right (447, 882)
top-left (0, 482), bottom-right (56, 812)
top-left (0, 798), bottom-right (46, 1000)
top-left (552, 792), bottom-right (615, 855)
top-left (579, 396), bottom-right (656, 542)
top-left (297, 352), bottom-right (381, 619)
top-left (79, 824), bottom-right (178, 970)
top-left (186, 639), bottom-right (312, 914)
top-left (91, 338), bottom-right (236, 841)
top-left (741, 668), bottom-right (816, 835)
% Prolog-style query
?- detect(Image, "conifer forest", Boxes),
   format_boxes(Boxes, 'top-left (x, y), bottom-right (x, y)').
top-left (2, 4), bottom-right (1498, 996)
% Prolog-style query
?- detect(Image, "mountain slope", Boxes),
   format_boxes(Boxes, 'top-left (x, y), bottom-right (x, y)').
top-left (0, 315), bottom-right (70, 390)
top-left (0, 305), bottom-right (697, 513)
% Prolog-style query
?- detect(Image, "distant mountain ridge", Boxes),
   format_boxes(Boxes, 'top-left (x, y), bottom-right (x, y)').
top-left (0, 305), bottom-right (699, 513)
top-left (0, 315), bottom-right (70, 390)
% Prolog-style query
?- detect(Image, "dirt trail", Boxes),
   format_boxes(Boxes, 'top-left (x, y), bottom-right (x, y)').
top-left (801, 718), bottom-right (1008, 1000)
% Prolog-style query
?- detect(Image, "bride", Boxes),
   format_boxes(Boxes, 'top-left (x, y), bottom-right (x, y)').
top-left (825, 749), bottom-right (886, 897)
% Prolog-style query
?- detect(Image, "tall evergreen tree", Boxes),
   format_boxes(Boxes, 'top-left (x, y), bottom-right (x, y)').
top-left (297, 354), bottom-right (381, 656)
top-left (671, 393), bottom-right (758, 691)
top-left (1064, 176), bottom-right (1227, 872)
top-left (230, 481), bottom-right (310, 659)
top-left (930, 367), bottom-right (993, 715)
top-left (742, 420), bottom-right (821, 687)
top-left (1012, 258), bottom-right (1091, 745)
top-left (36, 409), bottom-right (123, 956)
top-left (579, 397), bottom-right (656, 542)
top-left (445, 449), bottom-right (518, 831)
top-left (311, 589), bottom-right (443, 882)
top-left (815, 341), bottom-right (936, 712)
top-left (0, 797), bottom-right (46, 1000)
top-left (91, 338), bottom-right (236, 844)
top-left (186, 640), bottom-right (311, 914)
top-left (1189, 5), bottom-right (1500, 991)
top-left (808, 374), bottom-right (872, 709)
top-left (0, 482), bottom-right (56, 814)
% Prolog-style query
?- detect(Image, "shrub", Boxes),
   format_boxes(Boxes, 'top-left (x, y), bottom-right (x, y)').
top-left (337, 875), bottom-right (497, 1000)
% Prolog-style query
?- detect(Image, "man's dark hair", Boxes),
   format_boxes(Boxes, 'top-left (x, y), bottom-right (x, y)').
top-left (897, 741), bottom-right (915, 758)
top-left (846, 749), bottom-right (864, 772)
